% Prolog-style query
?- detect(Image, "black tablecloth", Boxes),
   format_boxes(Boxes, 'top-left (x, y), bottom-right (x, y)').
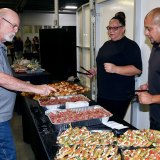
top-left (21, 96), bottom-right (136, 160)
top-left (13, 70), bottom-right (52, 85)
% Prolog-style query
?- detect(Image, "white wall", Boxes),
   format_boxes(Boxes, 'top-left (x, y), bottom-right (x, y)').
top-left (18, 12), bottom-right (76, 42)
top-left (20, 12), bottom-right (76, 26)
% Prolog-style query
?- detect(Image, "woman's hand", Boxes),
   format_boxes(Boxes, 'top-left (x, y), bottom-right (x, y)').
top-left (104, 63), bottom-right (117, 73)
top-left (87, 68), bottom-right (97, 78)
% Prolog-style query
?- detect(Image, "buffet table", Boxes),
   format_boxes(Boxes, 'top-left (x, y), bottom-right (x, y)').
top-left (21, 96), bottom-right (136, 160)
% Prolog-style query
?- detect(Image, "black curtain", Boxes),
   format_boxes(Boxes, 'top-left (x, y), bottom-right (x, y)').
top-left (39, 27), bottom-right (76, 81)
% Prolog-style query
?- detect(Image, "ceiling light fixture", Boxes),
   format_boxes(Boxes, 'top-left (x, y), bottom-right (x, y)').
top-left (64, 5), bottom-right (78, 9)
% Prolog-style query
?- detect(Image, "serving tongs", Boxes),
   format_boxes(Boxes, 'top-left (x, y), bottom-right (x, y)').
top-left (135, 90), bottom-right (148, 92)
top-left (77, 66), bottom-right (93, 75)
top-left (76, 71), bottom-right (91, 75)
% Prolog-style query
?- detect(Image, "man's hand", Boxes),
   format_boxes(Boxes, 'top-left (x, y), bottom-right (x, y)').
top-left (137, 92), bottom-right (153, 104)
top-left (36, 84), bottom-right (56, 96)
top-left (139, 83), bottom-right (148, 90)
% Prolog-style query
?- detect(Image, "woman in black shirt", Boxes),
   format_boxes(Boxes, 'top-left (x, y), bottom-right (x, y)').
top-left (88, 12), bottom-right (142, 119)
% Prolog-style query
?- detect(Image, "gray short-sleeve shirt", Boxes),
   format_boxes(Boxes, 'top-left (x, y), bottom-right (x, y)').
top-left (0, 42), bottom-right (16, 122)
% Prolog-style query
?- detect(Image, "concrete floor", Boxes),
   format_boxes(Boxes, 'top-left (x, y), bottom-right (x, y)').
top-left (11, 112), bottom-right (35, 160)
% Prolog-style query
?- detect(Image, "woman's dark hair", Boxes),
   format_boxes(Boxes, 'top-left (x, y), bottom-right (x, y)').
top-left (111, 12), bottom-right (126, 26)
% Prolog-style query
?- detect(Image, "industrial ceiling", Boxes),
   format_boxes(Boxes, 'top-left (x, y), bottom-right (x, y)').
top-left (0, 0), bottom-right (89, 13)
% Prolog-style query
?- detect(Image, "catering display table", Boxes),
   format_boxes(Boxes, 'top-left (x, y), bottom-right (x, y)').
top-left (21, 96), bottom-right (136, 160)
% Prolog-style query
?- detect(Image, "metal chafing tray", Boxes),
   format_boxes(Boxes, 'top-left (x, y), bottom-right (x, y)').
top-left (45, 105), bottom-right (113, 131)
top-left (38, 94), bottom-right (90, 110)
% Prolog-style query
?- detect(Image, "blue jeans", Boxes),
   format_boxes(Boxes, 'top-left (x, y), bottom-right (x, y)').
top-left (0, 121), bottom-right (16, 160)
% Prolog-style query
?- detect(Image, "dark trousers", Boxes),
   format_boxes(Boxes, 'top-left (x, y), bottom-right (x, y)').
top-left (150, 117), bottom-right (160, 131)
top-left (150, 104), bottom-right (160, 130)
top-left (97, 97), bottom-right (131, 119)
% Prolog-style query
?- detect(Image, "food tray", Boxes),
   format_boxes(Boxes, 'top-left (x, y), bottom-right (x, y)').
top-left (48, 81), bottom-right (90, 97)
top-left (38, 94), bottom-right (90, 108)
top-left (55, 127), bottom-right (160, 159)
top-left (45, 105), bottom-right (112, 131)
top-left (121, 147), bottom-right (160, 160)
top-left (55, 144), bottom-right (121, 160)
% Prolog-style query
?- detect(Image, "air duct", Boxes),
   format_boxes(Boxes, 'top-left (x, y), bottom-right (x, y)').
top-left (54, 0), bottom-right (59, 28)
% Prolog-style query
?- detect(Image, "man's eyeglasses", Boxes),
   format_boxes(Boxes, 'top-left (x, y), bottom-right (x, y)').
top-left (106, 26), bottom-right (123, 31)
top-left (2, 18), bottom-right (20, 31)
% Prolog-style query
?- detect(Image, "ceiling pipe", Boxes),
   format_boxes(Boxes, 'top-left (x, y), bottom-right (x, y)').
top-left (54, 0), bottom-right (59, 28)
top-left (16, 0), bottom-right (27, 12)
